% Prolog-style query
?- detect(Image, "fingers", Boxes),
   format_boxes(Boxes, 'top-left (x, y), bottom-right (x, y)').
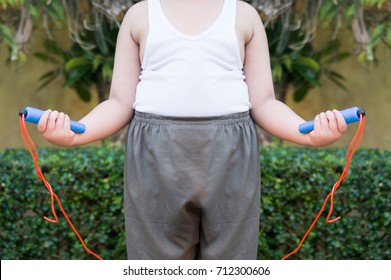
top-left (325, 110), bottom-right (337, 132)
top-left (313, 112), bottom-right (328, 132)
top-left (333, 109), bottom-right (347, 133)
top-left (315, 110), bottom-right (346, 133)
top-left (64, 114), bottom-right (71, 132)
top-left (56, 112), bottom-right (67, 131)
top-left (36, 109), bottom-right (75, 147)
top-left (309, 109), bottom-right (348, 147)
top-left (46, 110), bottom-right (60, 132)
top-left (37, 109), bottom-right (52, 133)
top-left (37, 110), bottom-right (72, 134)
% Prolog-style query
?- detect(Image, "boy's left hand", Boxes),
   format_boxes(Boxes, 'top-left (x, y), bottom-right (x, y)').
top-left (309, 110), bottom-right (347, 147)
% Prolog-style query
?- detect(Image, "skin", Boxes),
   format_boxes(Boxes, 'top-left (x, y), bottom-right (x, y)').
top-left (38, 0), bottom-right (347, 147)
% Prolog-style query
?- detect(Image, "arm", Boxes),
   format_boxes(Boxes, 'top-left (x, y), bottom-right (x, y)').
top-left (37, 6), bottom-right (141, 147)
top-left (240, 4), bottom-right (346, 147)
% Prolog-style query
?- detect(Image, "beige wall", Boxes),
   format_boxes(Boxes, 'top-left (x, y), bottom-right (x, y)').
top-left (1, 28), bottom-right (390, 150)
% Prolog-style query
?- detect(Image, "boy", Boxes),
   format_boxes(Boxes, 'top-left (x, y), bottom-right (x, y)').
top-left (37, 0), bottom-right (347, 259)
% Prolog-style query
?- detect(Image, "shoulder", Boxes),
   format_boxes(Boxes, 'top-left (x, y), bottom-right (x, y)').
top-left (121, 1), bottom-right (148, 43)
top-left (237, 1), bottom-right (257, 14)
top-left (122, 0), bottom-right (148, 24)
top-left (237, 0), bottom-right (261, 23)
top-left (236, 1), bottom-right (263, 43)
top-left (127, 0), bottom-right (148, 15)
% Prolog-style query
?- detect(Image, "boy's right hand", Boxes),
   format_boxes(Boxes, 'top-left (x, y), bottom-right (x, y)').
top-left (37, 110), bottom-right (76, 147)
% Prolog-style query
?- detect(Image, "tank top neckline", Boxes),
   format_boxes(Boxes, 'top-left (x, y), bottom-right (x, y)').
top-left (155, 0), bottom-right (229, 41)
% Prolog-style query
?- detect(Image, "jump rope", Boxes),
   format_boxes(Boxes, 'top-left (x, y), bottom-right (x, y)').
top-left (18, 106), bottom-right (365, 260)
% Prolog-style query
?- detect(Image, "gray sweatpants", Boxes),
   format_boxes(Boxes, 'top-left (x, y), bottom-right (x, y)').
top-left (124, 111), bottom-right (260, 260)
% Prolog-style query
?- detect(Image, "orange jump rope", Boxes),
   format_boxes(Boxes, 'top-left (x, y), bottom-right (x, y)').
top-left (283, 109), bottom-right (366, 259)
top-left (19, 111), bottom-right (102, 260)
top-left (19, 107), bottom-right (365, 260)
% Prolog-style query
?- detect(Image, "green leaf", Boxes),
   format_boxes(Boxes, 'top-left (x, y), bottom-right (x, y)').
top-left (317, 40), bottom-right (340, 58)
top-left (65, 57), bottom-right (90, 71)
top-left (318, 0), bottom-right (338, 24)
top-left (33, 52), bottom-right (60, 64)
top-left (345, 5), bottom-right (356, 19)
top-left (368, 24), bottom-right (385, 50)
top-left (294, 65), bottom-right (322, 87)
top-left (101, 63), bottom-right (112, 81)
top-left (272, 63), bottom-right (283, 81)
top-left (43, 40), bottom-right (69, 60)
top-left (281, 55), bottom-right (292, 72)
top-left (46, 0), bottom-right (66, 27)
top-left (0, 23), bottom-right (17, 48)
top-left (293, 84), bottom-right (311, 102)
top-left (324, 52), bottom-right (351, 64)
top-left (358, 51), bottom-right (367, 64)
top-left (62, 66), bottom-right (90, 87)
top-left (328, 70), bottom-right (346, 82)
top-left (92, 55), bottom-right (103, 72)
top-left (36, 70), bottom-right (57, 91)
top-left (28, 4), bottom-right (40, 20)
top-left (295, 57), bottom-right (320, 71)
top-left (328, 71), bottom-right (348, 91)
top-left (74, 85), bottom-right (92, 102)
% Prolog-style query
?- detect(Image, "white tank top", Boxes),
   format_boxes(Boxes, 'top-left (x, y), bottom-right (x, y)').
top-left (133, 0), bottom-right (251, 116)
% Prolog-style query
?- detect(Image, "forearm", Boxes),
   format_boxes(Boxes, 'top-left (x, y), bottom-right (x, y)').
top-left (251, 98), bottom-right (312, 146)
top-left (71, 97), bottom-right (134, 146)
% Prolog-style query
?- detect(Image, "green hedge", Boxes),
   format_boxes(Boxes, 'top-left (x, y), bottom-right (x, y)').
top-left (1, 146), bottom-right (390, 260)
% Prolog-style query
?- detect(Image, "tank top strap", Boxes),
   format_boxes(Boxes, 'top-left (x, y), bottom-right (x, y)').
top-left (147, 0), bottom-right (160, 31)
top-left (225, 0), bottom-right (237, 27)
top-left (225, 0), bottom-right (243, 69)
top-left (142, 0), bottom-right (162, 69)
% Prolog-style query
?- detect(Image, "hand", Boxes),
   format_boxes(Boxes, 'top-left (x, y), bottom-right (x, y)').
top-left (37, 110), bottom-right (76, 147)
top-left (309, 110), bottom-right (347, 147)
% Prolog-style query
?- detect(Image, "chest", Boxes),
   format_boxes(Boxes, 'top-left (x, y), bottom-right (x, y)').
top-left (132, 0), bottom-right (251, 64)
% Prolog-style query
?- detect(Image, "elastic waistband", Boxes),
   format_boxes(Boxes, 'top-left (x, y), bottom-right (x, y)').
top-left (133, 111), bottom-right (252, 125)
